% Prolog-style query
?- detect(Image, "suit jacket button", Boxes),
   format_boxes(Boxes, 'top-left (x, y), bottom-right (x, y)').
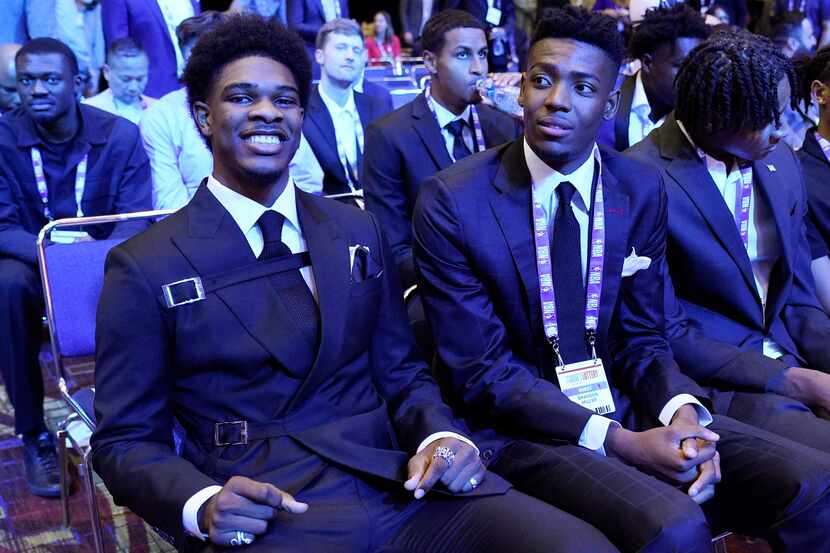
top-left (481, 448), bottom-right (494, 461)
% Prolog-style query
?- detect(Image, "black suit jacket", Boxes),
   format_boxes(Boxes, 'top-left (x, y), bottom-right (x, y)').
top-left (413, 140), bottom-right (709, 453)
top-left (626, 116), bottom-right (830, 396)
top-left (302, 85), bottom-right (391, 196)
top-left (91, 184), bottom-right (507, 543)
top-left (798, 129), bottom-right (830, 260)
top-left (363, 93), bottom-right (522, 287)
top-left (399, 0), bottom-right (443, 39)
top-left (597, 75), bottom-right (636, 152)
top-left (286, 0), bottom-right (349, 47)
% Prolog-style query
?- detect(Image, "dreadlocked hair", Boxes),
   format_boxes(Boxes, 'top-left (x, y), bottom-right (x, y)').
top-left (675, 28), bottom-right (797, 136)
top-left (801, 46), bottom-right (830, 106)
top-left (629, 4), bottom-right (711, 60)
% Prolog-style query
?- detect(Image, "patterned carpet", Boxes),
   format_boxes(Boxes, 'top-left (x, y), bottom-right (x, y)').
top-left (0, 352), bottom-right (771, 553)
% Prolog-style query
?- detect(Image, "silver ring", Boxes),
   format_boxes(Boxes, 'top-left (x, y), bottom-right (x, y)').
top-left (432, 445), bottom-right (455, 468)
top-left (469, 477), bottom-right (479, 488)
top-left (229, 531), bottom-right (253, 546)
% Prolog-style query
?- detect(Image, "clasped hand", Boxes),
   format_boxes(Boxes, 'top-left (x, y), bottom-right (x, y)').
top-left (405, 437), bottom-right (487, 498)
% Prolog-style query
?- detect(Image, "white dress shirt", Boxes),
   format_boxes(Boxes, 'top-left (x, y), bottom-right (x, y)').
top-left (676, 121), bottom-right (785, 359)
top-left (320, 0), bottom-right (340, 21)
top-left (182, 176), bottom-right (475, 539)
top-left (628, 71), bottom-right (666, 149)
top-left (83, 89), bottom-right (156, 125)
top-left (155, 0), bottom-right (194, 77)
top-left (317, 85), bottom-right (363, 189)
top-left (523, 139), bottom-right (712, 454)
top-left (431, 98), bottom-right (475, 162)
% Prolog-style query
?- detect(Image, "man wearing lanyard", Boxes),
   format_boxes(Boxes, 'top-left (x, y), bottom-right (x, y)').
top-left (0, 38), bottom-right (151, 497)
top-left (302, 19), bottom-right (390, 197)
top-left (364, 9), bottom-right (522, 289)
top-left (84, 38), bottom-right (155, 125)
top-left (415, 8), bottom-right (830, 552)
top-left (628, 31), bottom-right (830, 456)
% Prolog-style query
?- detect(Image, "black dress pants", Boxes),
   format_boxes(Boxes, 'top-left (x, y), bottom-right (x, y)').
top-left (491, 415), bottom-right (830, 553)
top-left (0, 258), bottom-right (46, 435)
top-left (203, 463), bottom-right (619, 553)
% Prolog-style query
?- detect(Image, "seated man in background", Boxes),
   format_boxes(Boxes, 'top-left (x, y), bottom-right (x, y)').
top-left (0, 38), bottom-right (151, 497)
top-left (415, 8), bottom-right (830, 552)
top-left (0, 43), bottom-right (21, 115)
top-left (84, 38), bottom-right (155, 125)
top-left (91, 14), bottom-right (617, 553)
top-left (627, 30), bottom-right (830, 454)
top-left (598, 4), bottom-right (710, 152)
top-left (363, 9), bottom-right (521, 288)
top-left (302, 18), bottom-right (391, 197)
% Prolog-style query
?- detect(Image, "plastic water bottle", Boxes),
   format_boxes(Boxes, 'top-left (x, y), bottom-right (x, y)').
top-left (476, 78), bottom-right (523, 118)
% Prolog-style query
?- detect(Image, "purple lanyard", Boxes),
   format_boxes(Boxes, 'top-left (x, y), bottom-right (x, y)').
top-left (424, 86), bottom-right (487, 156)
top-left (30, 148), bottom-right (87, 220)
top-left (532, 149), bottom-right (605, 366)
top-left (734, 164), bottom-right (753, 250)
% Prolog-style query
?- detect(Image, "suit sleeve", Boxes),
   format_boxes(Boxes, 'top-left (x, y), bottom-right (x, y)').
top-left (362, 122), bottom-right (418, 288)
top-left (101, 0), bottom-right (129, 48)
top-left (110, 124), bottom-right (152, 239)
top-left (413, 174), bottom-right (596, 444)
top-left (606, 174), bottom-right (710, 422)
top-left (781, 148), bottom-right (830, 370)
top-left (0, 152), bottom-right (38, 264)
top-left (364, 210), bottom-right (466, 454)
top-left (91, 245), bottom-right (219, 541)
top-left (664, 261), bottom-right (790, 393)
top-left (286, 0), bottom-right (320, 43)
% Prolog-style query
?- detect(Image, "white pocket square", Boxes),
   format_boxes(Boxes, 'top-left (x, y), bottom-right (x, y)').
top-left (621, 248), bottom-right (651, 278)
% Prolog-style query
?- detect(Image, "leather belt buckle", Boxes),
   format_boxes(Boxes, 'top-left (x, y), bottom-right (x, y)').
top-left (214, 420), bottom-right (248, 446)
top-left (162, 277), bottom-right (205, 309)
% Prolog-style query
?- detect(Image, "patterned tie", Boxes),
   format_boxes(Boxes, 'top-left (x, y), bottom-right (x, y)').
top-left (445, 119), bottom-right (472, 162)
top-left (551, 182), bottom-right (587, 363)
top-left (258, 210), bottom-right (320, 349)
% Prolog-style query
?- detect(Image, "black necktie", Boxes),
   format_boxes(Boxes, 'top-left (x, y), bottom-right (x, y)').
top-left (258, 210), bottom-right (320, 350)
top-left (552, 182), bottom-right (587, 363)
top-left (446, 119), bottom-right (472, 161)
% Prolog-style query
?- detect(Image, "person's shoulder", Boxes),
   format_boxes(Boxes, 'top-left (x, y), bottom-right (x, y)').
top-left (366, 95), bottom-right (421, 134)
top-left (622, 129), bottom-right (664, 167)
top-left (602, 146), bottom-right (664, 194)
top-left (430, 142), bottom-right (508, 194)
top-left (81, 103), bottom-right (140, 138)
top-left (476, 103), bottom-right (517, 126)
top-left (112, 206), bottom-right (188, 264)
top-left (0, 108), bottom-right (24, 145)
top-left (298, 190), bottom-right (378, 238)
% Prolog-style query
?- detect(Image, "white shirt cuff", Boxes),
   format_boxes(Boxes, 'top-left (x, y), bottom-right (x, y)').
top-left (416, 431), bottom-right (479, 455)
top-left (578, 414), bottom-right (621, 456)
top-left (658, 394), bottom-right (713, 427)
top-left (182, 485), bottom-right (223, 540)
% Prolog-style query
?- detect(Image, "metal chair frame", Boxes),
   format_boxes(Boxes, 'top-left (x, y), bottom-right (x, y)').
top-left (38, 209), bottom-right (174, 553)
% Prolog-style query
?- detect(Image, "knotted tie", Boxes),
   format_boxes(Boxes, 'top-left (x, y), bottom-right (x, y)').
top-left (445, 119), bottom-right (472, 162)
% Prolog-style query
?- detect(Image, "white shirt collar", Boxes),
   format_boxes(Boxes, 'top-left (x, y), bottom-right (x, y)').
top-left (206, 174), bottom-right (302, 237)
top-left (676, 118), bottom-right (739, 172)
top-left (523, 138), bottom-right (597, 209)
top-left (631, 71), bottom-right (652, 120)
top-left (317, 84), bottom-right (358, 117)
top-left (431, 96), bottom-right (472, 130)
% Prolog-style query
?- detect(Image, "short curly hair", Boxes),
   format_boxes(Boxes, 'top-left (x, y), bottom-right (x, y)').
top-left (421, 9), bottom-right (487, 55)
top-left (182, 13), bottom-right (312, 116)
top-left (629, 5), bottom-right (711, 60)
top-left (675, 28), bottom-right (797, 136)
top-left (532, 6), bottom-right (625, 70)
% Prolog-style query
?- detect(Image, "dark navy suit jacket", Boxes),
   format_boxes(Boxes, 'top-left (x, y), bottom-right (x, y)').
top-left (101, 0), bottom-right (200, 99)
top-left (597, 75), bottom-right (636, 152)
top-left (302, 85), bottom-right (391, 196)
top-left (91, 184), bottom-right (507, 544)
top-left (798, 129), bottom-right (830, 260)
top-left (626, 116), bottom-right (830, 396)
top-left (413, 139), bottom-right (708, 453)
top-left (286, 0), bottom-right (349, 49)
top-left (363, 93), bottom-right (522, 288)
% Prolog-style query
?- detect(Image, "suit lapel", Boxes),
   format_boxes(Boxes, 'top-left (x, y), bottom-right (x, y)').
top-left (285, 191), bottom-right (351, 411)
top-left (306, 88), bottom-right (346, 181)
top-left (410, 94), bottom-right (454, 171)
top-left (489, 141), bottom-right (542, 334)
top-left (145, 0), bottom-right (168, 35)
top-left (170, 184), bottom-right (316, 376)
top-left (597, 166), bottom-right (629, 341)
top-left (659, 119), bottom-right (759, 299)
top-left (614, 76), bottom-right (635, 151)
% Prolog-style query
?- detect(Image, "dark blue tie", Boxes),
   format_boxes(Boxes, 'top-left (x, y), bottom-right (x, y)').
top-left (552, 182), bottom-right (587, 363)
top-left (258, 210), bottom-right (320, 350)
top-left (446, 119), bottom-right (472, 161)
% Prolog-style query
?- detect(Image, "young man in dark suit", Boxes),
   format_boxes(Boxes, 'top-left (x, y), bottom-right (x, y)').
top-left (597, 5), bottom-right (709, 152)
top-left (414, 8), bottom-right (830, 552)
top-left (302, 18), bottom-right (391, 197)
top-left (627, 30), bottom-right (830, 455)
top-left (0, 38), bottom-right (151, 498)
top-left (363, 10), bottom-right (522, 288)
top-left (91, 14), bottom-right (617, 553)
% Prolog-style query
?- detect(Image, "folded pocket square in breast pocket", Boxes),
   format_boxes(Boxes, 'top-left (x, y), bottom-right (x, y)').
top-left (350, 244), bottom-right (383, 282)
top-left (621, 247), bottom-right (651, 278)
